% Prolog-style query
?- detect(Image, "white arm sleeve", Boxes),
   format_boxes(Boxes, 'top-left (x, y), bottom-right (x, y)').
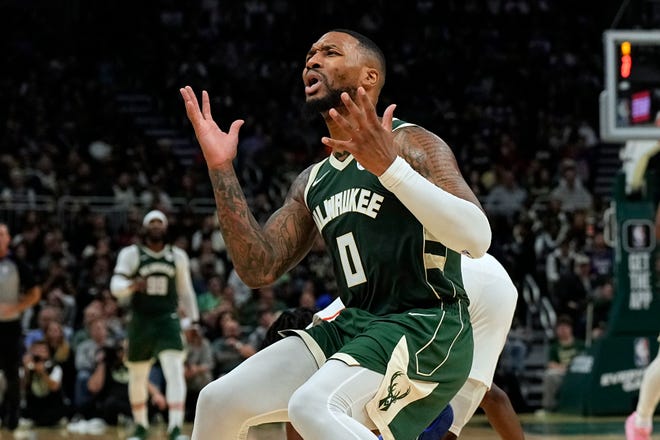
top-left (174, 247), bottom-right (200, 321)
top-left (378, 156), bottom-right (491, 258)
top-left (110, 245), bottom-right (139, 300)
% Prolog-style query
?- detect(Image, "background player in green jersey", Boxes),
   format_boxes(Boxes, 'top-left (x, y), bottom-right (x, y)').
top-left (110, 210), bottom-right (199, 440)
top-left (181, 29), bottom-right (491, 440)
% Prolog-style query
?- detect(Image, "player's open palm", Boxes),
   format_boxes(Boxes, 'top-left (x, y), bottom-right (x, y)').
top-left (323, 87), bottom-right (397, 176)
top-left (180, 86), bottom-right (245, 169)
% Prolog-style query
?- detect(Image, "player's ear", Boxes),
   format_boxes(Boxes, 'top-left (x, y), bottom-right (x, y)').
top-left (361, 67), bottom-right (379, 89)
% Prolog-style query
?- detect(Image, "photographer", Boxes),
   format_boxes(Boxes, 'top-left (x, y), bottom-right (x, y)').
top-left (84, 339), bottom-right (166, 426)
top-left (74, 317), bottom-right (111, 412)
top-left (21, 340), bottom-right (69, 426)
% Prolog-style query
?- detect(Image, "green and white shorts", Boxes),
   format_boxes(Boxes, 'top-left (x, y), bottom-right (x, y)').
top-left (126, 312), bottom-right (184, 362)
top-left (287, 301), bottom-right (473, 440)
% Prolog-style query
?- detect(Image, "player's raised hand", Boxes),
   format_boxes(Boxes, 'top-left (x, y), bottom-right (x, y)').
top-left (180, 86), bottom-right (244, 169)
top-left (322, 87), bottom-right (397, 176)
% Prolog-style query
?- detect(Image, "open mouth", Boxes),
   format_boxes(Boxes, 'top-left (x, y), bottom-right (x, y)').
top-left (305, 73), bottom-right (323, 95)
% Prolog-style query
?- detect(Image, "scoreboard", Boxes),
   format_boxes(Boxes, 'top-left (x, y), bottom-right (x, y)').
top-left (600, 30), bottom-right (660, 142)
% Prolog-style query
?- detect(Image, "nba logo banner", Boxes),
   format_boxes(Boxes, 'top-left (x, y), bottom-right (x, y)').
top-left (623, 220), bottom-right (654, 252)
top-left (634, 337), bottom-right (651, 368)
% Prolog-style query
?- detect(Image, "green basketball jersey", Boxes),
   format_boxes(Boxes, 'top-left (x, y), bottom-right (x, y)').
top-left (304, 119), bottom-right (467, 315)
top-left (130, 245), bottom-right (179, 316)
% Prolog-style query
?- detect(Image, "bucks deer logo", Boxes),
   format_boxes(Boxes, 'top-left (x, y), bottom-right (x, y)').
top-left (378, 371), bottom-right (411, 411)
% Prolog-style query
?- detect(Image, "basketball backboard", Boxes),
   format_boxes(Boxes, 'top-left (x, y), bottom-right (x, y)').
top-left (600, 30), bottom-right (660, 142)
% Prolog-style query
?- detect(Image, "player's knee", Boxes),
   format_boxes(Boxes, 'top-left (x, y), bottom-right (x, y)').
top-left (288, 385), bottom-right (320, 428)
top-left (196, 382), bottom-right (218, 412)
top-left (287, 387), bottom-right (307, 425)
top-left (289, 382), bottom-right (346, 431)
top-left (196, 379), bottom-right (236, 415)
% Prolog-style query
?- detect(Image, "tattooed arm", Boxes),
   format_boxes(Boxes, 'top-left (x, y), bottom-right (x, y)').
top-left (393, 126), bottom-right (483, 210)
top-left (180, 86), bottom-right (317, 287)
top-left (321, 87), bottom-right (490, 257)
top-left (378, 125), bottom-right (491, 257)
top-left (208, 165), bottom-right (317, 287)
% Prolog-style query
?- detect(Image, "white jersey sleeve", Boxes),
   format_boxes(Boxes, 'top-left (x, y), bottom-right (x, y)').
top-left (110, 245), bottom-right (140, 300)
top-left (173, 246), bottom-right (200, 322)
top-left (461, 253), bottom-right (518, 388)
top-left (448, 253), bottom-right (519, 435)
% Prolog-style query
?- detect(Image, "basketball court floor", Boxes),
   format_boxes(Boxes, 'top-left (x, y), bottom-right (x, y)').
top-left (1, 414), bottom-right (659, 439)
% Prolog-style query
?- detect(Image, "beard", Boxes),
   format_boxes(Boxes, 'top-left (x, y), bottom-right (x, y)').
top-left (145, 229), bottom-right (166, 245)
top-left (302, 85), bottom-right (357, 121)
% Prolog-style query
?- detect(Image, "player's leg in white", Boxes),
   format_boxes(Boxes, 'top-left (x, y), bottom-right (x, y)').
top-left (158, 350), bottom-right (187, 437)
top-left (127, 360), bottom-right (152, 437)
top-left (192, 336), bottom-right (318, 440)
top-left (446, 378), bottom-right (487, 438)
top-left (288, 359), bottom-right (382, 440)
top-left (637, 351), bottom-right (660, 419)
top-left (627, 350), bottom-right (660, 440)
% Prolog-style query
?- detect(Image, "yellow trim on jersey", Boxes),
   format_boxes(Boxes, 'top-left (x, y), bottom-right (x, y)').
top-left (424, 254), bottom-right (447, 272)
top-left (303, 159), bottom-right (328, 211)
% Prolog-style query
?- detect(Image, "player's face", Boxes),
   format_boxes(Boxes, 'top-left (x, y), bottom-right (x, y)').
top-left (145, 219), bottom-right (167, 242)
top-left (302, 32), bottom-right (363, 115)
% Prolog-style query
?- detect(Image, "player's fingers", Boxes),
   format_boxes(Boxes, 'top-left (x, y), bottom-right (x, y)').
top-left (382, 104), bottom-right (397, 132)
top-left (340, 92), bottom-right (365, 125)
top-left (183, 100), bottom-right (200, 124)
top-left (202, 90), bottom-right (212, 120)
top-left (180, 90), bottom-right (202, 125)
top-left (355, 87), bottom-right (379, 125)
top-left (184, 86), bottom-right (201, 111)
top-left (228, 119), bottom-right (245, 138)
top-left (329, 107), bottom-right (358, 133)
top-left (321, 136), bottom-right (353, 151)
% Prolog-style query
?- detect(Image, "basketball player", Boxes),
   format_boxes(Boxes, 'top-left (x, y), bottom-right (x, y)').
top-left (110, 210), bottom-right (199, 440)
top-left (625, 202), bottom-right (660, 440)
top-left (180, 29), bottom-right (491, 440)
top-left (267, 252), bottom-right (525, 440)
top-left (375, 253), bottom-right (526, 439)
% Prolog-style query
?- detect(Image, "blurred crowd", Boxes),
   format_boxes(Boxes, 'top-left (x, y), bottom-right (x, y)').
top-left (1, 0), bottom-right (658, 427)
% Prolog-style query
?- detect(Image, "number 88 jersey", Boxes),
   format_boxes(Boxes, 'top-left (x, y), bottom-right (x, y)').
top-left (131, 244), bottom-right (179, 316)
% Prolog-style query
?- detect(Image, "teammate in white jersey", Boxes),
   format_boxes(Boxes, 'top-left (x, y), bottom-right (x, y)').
top-left (442, 253), bottom-right (523, 439)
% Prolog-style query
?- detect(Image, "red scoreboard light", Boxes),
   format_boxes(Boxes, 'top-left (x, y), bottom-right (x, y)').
top-left (621, 41), bottom-right (631, 78)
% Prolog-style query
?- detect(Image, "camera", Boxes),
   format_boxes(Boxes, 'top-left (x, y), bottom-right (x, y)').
top-left (27, 354), bottom-right (52, 370)
top-left (102, 342), bottom-right (126, 367)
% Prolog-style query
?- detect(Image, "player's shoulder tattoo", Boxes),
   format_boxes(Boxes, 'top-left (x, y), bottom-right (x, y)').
top-left (394, 125), bottom-right (458, 182)
top-left (288, 163), bottom-right (316, 205)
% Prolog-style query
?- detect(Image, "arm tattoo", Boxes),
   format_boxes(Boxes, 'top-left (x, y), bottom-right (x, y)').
top-left (395, 127), bottom-right (484, 210)
top-left (208, 168), bottom-right (266, 268)
top-left (208, 166), bottom-right (316, 286)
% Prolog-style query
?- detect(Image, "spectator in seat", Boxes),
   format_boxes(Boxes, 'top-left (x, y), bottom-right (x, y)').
top-left (539, 315), bottom-right (585, 414)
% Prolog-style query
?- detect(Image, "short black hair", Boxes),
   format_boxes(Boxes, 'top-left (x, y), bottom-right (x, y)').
top-left (331, 28), bottom-right (386, 79)
top-left (557, 314), bottom-right (573, 327)
top-left (259, 307), bottom-right (315, 350)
